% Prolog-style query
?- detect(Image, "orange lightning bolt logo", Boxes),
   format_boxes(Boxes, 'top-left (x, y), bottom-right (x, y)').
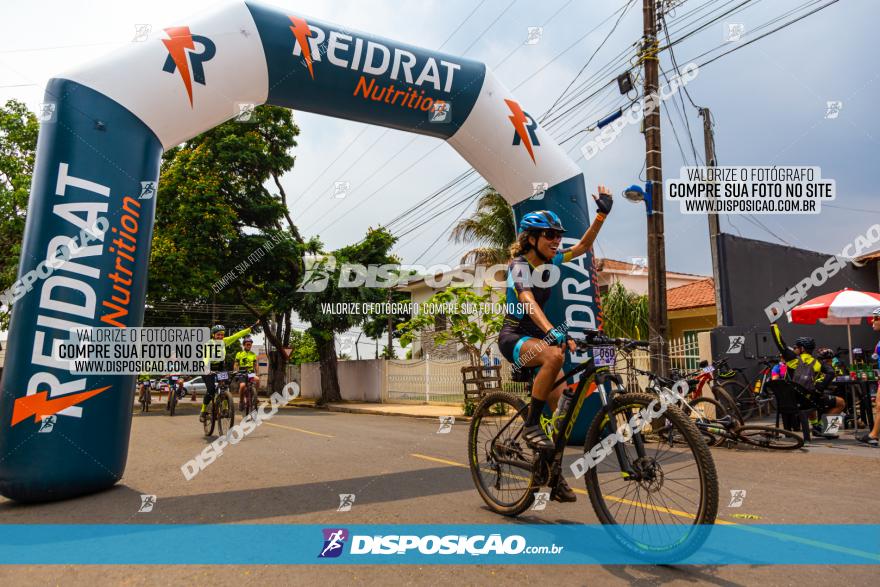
top-left (289, 16), bottom-right (315, 80)
top-left (11, 386), bottom-right (111, 426)
top-left (161, 27), bottom-right (216, 107)
top-left (162, 27), bottom-right (196, 106)
top-left (505, 99), bottom-right (537, 164)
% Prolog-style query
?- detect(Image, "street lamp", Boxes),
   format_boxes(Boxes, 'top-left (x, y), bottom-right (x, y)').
top-left (622, 182), bottom-right (654, 216)
top-left (622, 179), bottom-right (668, 376)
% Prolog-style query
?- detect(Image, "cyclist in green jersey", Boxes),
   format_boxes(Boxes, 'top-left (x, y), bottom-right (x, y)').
top-left (234, 335), bottom-right (258, 410)
top-left (200, 323), bottom-right (256, 422)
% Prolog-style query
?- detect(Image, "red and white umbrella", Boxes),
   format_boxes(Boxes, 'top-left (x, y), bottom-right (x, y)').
top-left (788, 288), bottom-right (880, 357)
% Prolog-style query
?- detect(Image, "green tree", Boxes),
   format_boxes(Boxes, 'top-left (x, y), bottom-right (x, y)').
top-left (295, 228), bottom-right (398, 404)
top-left (398, 286), bottom-right (504, 366)
top-left (0, 100), bottom-right (38, 327)
top-left (361, 286), bottom-right (412, 359)
top-left (288, 329), bottom-right (319, 364)
top-left (450, 186), bottom-right (515, 266)
top-left (600, 281), bottom-right (649, 339)
top-left (147, 105), bottom-right (312, 392)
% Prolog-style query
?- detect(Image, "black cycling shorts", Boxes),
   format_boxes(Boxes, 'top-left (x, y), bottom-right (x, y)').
top-left (498, 325), bottom-right (537, 365)
top-left (816, 392), bottom-right (838, 412)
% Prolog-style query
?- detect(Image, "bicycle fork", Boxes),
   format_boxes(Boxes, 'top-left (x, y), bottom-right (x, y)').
top-left (595, 372), bottom-right (647, 480)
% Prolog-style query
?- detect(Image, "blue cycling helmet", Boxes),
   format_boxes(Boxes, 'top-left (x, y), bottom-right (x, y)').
top-left (519, 210), bottom-right (566, 233)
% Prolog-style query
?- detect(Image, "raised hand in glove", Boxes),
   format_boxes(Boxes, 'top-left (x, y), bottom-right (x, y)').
top-left (593, 184), bottom-right (613, 216)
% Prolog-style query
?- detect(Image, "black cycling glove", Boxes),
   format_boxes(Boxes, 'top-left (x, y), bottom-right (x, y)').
top-left (594, 192), bottom-right (613, 215)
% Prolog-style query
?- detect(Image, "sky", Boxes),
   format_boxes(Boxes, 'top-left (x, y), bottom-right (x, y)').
top-left (1, 0), bottom-right (876, 279)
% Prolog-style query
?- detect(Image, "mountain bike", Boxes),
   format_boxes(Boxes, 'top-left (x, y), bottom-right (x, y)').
top-left (704, 358), bottom-right (776, 421)
top-left (636, 362), bottom-right (799, 449)
top-left (203, 372), bottom-right (235, 436)
top-left (736, 358), bottom-right (781, 420)
top-left (469, 332), bottom-right (718, 562)
top-left (166, 382), bottom-right (179, 416)
top-left (675, 408), bottom-right (804, 450)
top-left (671, 361), bottom-right (744, 423)
top-left (138, 381), bottom-right (152, 413)
top-left (238, 370), bottom-right (259, 415)
top-left (628, 362), bottom-right (741, 445)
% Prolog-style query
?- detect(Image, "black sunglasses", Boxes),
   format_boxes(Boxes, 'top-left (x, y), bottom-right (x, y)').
top-left (541, 229), bottom-right (563, 240)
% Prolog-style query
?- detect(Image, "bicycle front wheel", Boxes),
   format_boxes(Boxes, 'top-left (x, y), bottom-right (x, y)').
top-left (736, 425), bottom-right (804, 450)
top-left (584, 392), bottom-right (718, 562)
top-left (216, 391), bottom-right (235, 436)
top-left (468, 391), bottom-right (538, 516)
top-left (203, 400), bottom-right (215, 436)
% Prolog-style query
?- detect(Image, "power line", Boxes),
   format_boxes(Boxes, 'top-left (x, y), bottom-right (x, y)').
top-left (459, 0), bottom-right (519, 55)
top-left (290, 0), bottom-right (506, 227)
top-left (436, 0), bottom-right (489, 49)
top-left (687, 0), bottom-right (841, 70)
top-left (541, 0), bottom-right (637, 121)
top-left (412, 191), bottom-right (481, 263)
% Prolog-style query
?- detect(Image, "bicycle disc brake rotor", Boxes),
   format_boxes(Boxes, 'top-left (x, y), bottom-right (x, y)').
top-left (631, 456), bottom-right (664, 492)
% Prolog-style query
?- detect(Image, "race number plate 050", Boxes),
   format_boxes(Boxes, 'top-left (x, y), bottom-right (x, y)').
top-left (216, 371), bottom-right (229, 381)
top-left (593, 346), bottom-right (615, 367)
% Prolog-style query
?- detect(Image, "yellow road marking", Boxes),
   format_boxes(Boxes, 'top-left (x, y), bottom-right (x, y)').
top-left (411, 453), bottom-right (880, 562)
top-left (409, 453), bottom-right (729, 523)
top-left (263, 421), bottom-right (334, 438)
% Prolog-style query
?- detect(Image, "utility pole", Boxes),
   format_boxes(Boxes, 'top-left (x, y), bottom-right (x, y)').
top-left (700, 107), bottom-right (724, 327)
top-left (386, 289), bottom-right (393, 359)
top-left (643, 0), bottom-right (669, 375)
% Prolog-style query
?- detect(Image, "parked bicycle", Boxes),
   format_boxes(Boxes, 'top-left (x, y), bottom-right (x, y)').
top-left (203, 372), bottom-right (235, 436)
top-left (636, 364), bottom-right (801, 450)
top-left (468, 332), bottom-right (718, 562)
top-left (698, 358), bottom-right (776, 422)
top-left (679, 408), bottom-right (804, 450)
top-left (668, 363), bottom-right (743, 423)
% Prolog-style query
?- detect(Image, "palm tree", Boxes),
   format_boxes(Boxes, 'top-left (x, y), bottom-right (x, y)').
top-left (450, 186), bottom-right (516, 265)
top-left (600, 281), bottom-right (649, 340)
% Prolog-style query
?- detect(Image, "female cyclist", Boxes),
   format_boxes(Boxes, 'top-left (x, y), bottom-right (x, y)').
top-left (498, 185), bottom-right (613, 502)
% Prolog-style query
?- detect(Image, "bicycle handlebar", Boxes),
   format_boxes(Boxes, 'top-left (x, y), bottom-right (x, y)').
top-left (570, 331), bottom-right (650, 351)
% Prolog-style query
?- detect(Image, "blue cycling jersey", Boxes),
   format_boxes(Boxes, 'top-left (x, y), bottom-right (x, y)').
top-left (504, 250), bottom-right (571, 338)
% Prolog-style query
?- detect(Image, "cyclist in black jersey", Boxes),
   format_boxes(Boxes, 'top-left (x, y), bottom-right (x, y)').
top-left (499, 185), bottom-right (613, 502)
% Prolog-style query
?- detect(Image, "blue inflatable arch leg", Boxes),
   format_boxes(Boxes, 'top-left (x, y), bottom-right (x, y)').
top-left (0, 1), bottom-right (600, 502)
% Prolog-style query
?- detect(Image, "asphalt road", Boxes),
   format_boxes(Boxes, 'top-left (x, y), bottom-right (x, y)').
top-left (1, 404), bottom-right (877, 585)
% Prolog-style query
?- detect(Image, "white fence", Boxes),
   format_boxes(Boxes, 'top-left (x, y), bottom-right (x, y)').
top-left (299, 334), bottom-right (706, 405)
top-left (385, 359), bottom-right (469, 405)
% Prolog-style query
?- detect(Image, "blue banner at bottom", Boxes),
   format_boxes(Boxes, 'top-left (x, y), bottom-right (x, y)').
top-left (0, 524), bottom-right (877, 565)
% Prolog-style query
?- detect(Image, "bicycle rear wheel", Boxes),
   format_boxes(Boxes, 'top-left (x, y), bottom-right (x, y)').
top-left (168, 390), bottom-right (177, 416)
top-left (678, 397), bottom-right (727, 447)
top-left (717, 381), bottom-right (751, 422)
top-left (468, 391), bottom-right (538, 516)
top-left (584, 392), bottom-right (718, 562)
top-left (736, 425), bottom-right (803, 450)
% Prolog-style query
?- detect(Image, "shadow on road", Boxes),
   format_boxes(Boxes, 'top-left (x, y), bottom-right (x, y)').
top-left (0, 465), bottom-right (472, 523)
